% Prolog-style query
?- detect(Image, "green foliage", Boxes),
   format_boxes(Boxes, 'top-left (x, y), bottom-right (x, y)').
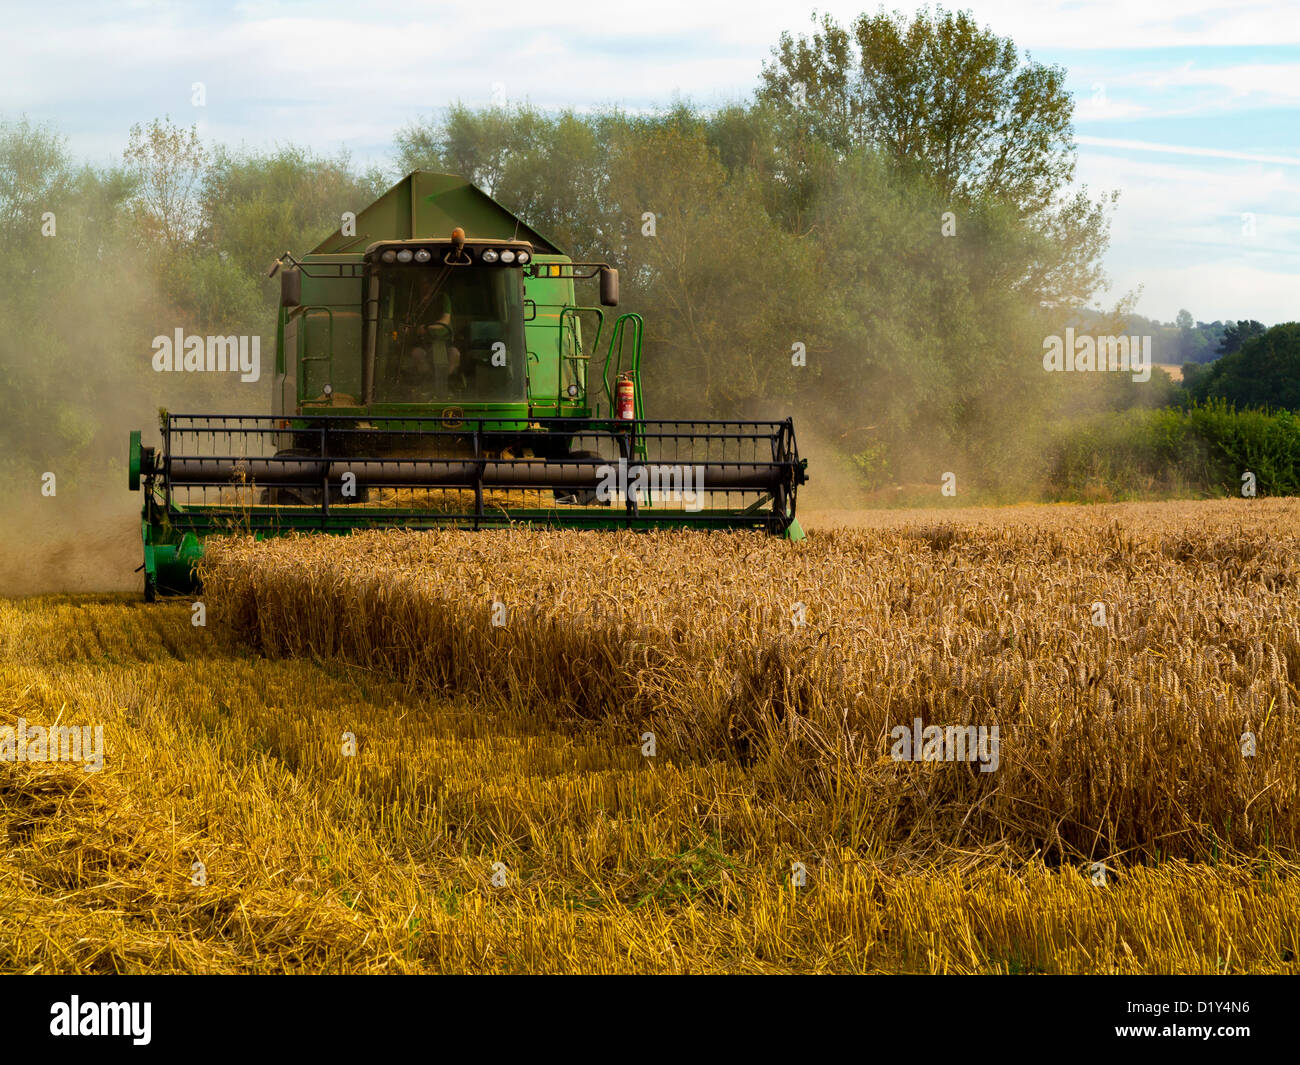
top-left (759, 7), bottom-right (1077, 216)
top-left (1187, 400), bottom-right (1300, 495)
top-left (1218, 319), bottom-right (1266, 357)
top-left (123, 117), bottom-right (207, 251)
top-left (200, 144), bottom-right (386, 315)
top-left (0, 119), bottom-right (154, 489)
top-left (1048, 401), bottom-right (1300, 499)
top-left (1095, 309), bottom-right (1227, 366)
top-left (1190, 323), bottom-right (1300, 410)
top-left (849, 441), bottom-right (890, 490)
top-left (160, 250), bottom-right (263, 334)
top-left (396, 104), bottom-right (614, 260)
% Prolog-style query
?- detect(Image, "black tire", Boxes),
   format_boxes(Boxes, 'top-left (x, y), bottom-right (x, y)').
top-left (259, 448), bottom-right (370, 505)
top-left (555, 449), bottom-right (606, 505)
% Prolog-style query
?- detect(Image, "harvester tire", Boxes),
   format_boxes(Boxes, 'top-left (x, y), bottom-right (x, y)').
top-left (555, 450), bottom-right (606, 506)
top-left (259, 449), bottom-right (371, 506)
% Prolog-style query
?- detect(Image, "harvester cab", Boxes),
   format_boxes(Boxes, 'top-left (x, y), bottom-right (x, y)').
top-left (128, 172), bottom-right (807, 598)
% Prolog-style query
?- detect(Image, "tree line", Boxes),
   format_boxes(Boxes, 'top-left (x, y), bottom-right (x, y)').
top-left (0, 6), bottom-right (1293, 506)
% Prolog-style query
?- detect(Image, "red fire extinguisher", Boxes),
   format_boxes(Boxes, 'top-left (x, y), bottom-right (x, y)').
top-left (616, 373), bottom-right (636, 421)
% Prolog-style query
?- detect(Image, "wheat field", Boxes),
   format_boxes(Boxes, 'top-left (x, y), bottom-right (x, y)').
top-left (1, 499), bottom-right (1297, 973)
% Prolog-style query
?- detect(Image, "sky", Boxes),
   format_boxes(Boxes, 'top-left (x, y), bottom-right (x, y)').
top-left (3, 0), bottom-right (1297, 325)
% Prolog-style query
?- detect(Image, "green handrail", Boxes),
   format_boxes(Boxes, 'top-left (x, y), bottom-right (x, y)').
top-left (296, 306), bottom-right (336, 404)
top-left (559, 306), bottom-right (604, 405)
top-left (603, 312), bottom-right (644, 419)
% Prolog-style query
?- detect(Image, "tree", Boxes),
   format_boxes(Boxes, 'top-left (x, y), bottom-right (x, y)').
top-left (1192, 323), bottom-right (1300, 409)
top-left (1218, 319), bottom-right (1266, 357)
top-left (396, 104), bottom-right (617, 260)
top-left (756, 7), bottom-right (1115, 312)
top-left (0, 123), bottom-right (162, 486)
top-left (0, 117), bottom-right (71, 238)
top-left (759, 7), bottom-right (1076, 214)
top-left (123, 117), bottom-right (207, 251)
top-left (601, 124), bottom-right (820, 417)
top-left (196, 144), bottom-right (384, 326)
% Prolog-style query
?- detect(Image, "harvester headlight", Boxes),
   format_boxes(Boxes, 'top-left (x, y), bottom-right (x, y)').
top-left (481, 248), bottom-right (499, 263)
top-left (516, 250), bottom-right (530, 264)
top-left (396, 249), bottom-right (414, 263)
top-left (500, 249), bottom-right (516, 263)
top-left (414, 248), bottom-right (431, 263)
top-left (381, 250), bottom-right (397, 263)
top-left (567, 383), bottom-right (579, 397)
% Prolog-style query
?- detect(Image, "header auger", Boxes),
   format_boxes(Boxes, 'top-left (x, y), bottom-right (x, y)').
top-left (129, 172), bottom-right (807, 598)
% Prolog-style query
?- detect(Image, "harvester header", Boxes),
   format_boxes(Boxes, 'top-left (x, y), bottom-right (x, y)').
top-left (129, 172), bottom-right (807, 598)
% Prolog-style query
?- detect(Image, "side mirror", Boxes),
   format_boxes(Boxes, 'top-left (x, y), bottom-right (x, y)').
top-left (281, 267), bottom-right (302, 308)
top-left (599, 267), bottom-right (619, 307)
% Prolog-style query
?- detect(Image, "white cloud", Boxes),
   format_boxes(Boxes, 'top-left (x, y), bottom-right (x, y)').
top-left (1076, 148), bottom-right (1300, 321)
top-left (1077, 137), bottom-right (1300, 167)
top-left (1125, 260), bottom-right (1298, 324)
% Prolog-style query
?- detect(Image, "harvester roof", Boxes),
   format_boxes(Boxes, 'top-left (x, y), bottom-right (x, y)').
top-left (311, 172), bottom-right (563, 256)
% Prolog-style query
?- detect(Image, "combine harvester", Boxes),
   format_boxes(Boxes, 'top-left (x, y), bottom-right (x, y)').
top-left (128, 173), bottom-right (808, 598)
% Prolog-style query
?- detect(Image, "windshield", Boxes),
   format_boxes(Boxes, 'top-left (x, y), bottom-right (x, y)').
top-left (371, 264), bottom-right (527, 404)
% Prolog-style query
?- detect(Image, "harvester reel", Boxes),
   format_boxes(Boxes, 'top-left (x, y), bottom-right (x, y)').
top-left (259, 449), bottom-right (371, 506)
top-left (554, 450), bottom-right (606, 506)
top-left (131, 414), bottom-right (806, 597)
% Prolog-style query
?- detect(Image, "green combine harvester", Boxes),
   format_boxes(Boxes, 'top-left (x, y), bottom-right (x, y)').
top-left (128, 172), bottom-right (808, 598)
